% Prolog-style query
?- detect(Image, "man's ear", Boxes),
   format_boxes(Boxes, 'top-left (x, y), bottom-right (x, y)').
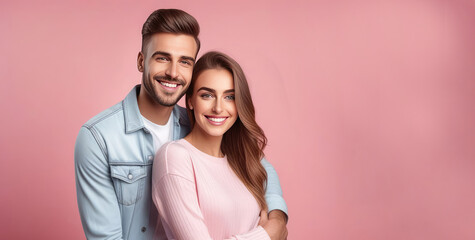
top-left (137, 52), bottom-right (144, 72)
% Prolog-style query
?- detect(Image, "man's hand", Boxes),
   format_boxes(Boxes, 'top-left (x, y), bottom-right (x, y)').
top-left (259, 210), bottom-right (288, 240)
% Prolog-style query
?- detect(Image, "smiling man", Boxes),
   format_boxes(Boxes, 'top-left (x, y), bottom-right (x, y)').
top-left (74, 9), bottom-right (288, 240)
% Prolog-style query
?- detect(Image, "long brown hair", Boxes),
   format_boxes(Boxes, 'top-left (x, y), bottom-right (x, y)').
top-left (186, 51), bottom-right (268, 210)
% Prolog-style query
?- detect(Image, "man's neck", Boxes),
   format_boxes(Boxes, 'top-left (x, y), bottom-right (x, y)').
top-left (137, 87), bottom-right (173, 125)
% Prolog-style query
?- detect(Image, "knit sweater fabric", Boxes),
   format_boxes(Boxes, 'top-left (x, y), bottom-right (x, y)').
top-left (152, 139), bottom-right (270, 240)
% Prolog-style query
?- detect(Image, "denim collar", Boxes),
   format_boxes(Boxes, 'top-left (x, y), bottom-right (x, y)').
top-left (123, 85), bottom-right (187, 133)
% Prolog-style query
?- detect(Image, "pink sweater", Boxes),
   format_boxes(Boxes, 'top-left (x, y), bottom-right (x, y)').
top-left (152, 139), bottom-right (270, 240)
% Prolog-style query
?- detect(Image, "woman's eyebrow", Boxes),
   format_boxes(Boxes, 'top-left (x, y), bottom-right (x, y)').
top-left (197, 87), bottom-right (215, 93)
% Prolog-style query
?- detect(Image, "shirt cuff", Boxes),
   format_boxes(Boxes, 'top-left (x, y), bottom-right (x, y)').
top-left (265, 194), bottom-right (289, 217)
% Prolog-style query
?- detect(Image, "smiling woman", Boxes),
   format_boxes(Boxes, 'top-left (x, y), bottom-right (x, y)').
top-left (188, 68), bottom-right (238, 137)
top-left (151, 51), bottom-right (273, 239)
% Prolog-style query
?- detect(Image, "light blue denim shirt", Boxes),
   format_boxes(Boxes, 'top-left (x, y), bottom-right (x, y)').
top-left (75, 85), bottom-right (288, 240)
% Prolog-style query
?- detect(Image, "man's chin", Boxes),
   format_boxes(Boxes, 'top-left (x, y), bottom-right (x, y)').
top-left (149, 87), bottom-right (186, 107)
top-left (157, 101), bottom-right (177, 107)
top-left (153, 95), bottom-right (181, 107)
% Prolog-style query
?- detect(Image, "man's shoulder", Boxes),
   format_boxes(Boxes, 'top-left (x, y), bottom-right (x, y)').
top-left (74, 101), bottom-right (125, 166)
top-left (82, 101), bottom-right (124, 129)
top-left (81, 85), bottom-right (140, 130)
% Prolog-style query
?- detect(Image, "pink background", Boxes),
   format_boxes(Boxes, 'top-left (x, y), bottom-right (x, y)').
top-left (1, 0), bottom-right (475, 239)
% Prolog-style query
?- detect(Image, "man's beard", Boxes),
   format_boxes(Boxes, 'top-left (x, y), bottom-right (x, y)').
top-left (143, 74), bottom-right (187, 107)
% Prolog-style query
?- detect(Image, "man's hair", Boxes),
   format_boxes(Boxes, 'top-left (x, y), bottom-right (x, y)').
top-left (141, 9), bottom-right (200, 55)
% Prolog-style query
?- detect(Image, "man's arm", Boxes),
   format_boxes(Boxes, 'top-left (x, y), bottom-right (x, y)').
top-left (261, 158), bottom-right (288, 217)
top-left (261, 158), bottom-right (288, 239)
top-left (75, 127), bottom-right (123, 240)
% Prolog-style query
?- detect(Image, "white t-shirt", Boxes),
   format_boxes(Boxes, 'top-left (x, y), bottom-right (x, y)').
top-left (142, 114), bottom-right (174, 153)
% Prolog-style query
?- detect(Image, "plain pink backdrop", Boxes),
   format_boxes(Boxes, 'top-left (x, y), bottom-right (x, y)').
top-left (1, 0), bottom-right (475, 239)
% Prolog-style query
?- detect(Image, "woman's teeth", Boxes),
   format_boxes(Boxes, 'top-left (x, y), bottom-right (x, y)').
top-left (208, 117), bottom-right (226, 122)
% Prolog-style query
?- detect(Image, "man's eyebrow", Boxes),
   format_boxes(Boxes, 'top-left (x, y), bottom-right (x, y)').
top-left (150, 51), bottom-right (195, 63)
top-left (197, 87), bottom-right (235, 93)
top-left (151, 51), bottom-right (171, 58)
top-left (182, 56), bottom-right (196, 63)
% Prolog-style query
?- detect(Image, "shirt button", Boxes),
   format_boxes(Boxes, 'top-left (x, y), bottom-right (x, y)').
top-left (128, 174), bottom-right (133, 180)
top-left (141, 227), bottom-right (146, 232)
top-left (148, 155), bottom-right (153, 160)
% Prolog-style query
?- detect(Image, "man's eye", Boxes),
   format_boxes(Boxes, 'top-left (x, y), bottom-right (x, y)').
top-left (156, 57), bottom-right (168, 61)
top-left (180, 60), bottom-right (191, 65)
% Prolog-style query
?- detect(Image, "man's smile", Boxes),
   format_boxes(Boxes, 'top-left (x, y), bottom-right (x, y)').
top-left (159, 81), bottom-right (179, 88)
top-left (154, 76), bottom-right (185, 91)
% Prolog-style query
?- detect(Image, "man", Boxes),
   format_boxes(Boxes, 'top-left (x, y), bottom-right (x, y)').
top-left (75, 9), bottom-right (288, 240)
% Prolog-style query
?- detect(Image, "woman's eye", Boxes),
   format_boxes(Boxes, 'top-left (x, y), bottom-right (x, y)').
top-left (225, 95), bottom-right (235, 100)
top-left (200, 93), bottom-right (213, 99)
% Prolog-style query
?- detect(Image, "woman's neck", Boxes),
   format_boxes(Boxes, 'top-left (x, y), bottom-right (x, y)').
top-left (184, 129), bottom-right (224, 158)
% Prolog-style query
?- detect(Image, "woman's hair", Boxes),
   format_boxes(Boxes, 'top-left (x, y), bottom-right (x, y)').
top-left (186, 51), bottom-right (268, 210)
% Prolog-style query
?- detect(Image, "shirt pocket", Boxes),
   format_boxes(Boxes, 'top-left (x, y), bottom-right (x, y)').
top-left (110, 163), bottom-right (147, 206)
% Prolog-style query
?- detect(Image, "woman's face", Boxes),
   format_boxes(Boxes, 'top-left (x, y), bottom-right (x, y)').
top-left (189, 68), bottom-right (238, 138)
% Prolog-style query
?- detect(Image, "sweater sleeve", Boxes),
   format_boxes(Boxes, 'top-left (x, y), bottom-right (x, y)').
top-left (152, 142), bottom-right (270, 240)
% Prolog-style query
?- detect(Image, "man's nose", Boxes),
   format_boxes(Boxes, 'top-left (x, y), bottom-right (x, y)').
top-left (165, 62), bottom-right (178, 79)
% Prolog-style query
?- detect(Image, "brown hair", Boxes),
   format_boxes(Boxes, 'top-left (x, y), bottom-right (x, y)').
top-left (186, 51), bottom-right (268, 210)
top-left (141, 9), bottom-right (200, 55)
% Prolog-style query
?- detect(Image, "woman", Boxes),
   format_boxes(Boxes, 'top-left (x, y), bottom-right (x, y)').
top-left (152, 51), bottom-right (271, 239)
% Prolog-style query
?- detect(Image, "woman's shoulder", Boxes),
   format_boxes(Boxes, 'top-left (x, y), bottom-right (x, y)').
top-left (153, 139), bottom-right (195, 180)
top-left (158, 139), bottom-right (190, 157)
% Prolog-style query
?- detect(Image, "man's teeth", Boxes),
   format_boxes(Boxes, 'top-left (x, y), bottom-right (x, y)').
top-left (160, 82), bottom-right (178, 88)
top-left (208, 117), bottom-right (226, 122)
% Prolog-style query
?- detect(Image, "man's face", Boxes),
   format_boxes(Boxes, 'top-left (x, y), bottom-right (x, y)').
top-left (138, 33), bottom-right (198, 107)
